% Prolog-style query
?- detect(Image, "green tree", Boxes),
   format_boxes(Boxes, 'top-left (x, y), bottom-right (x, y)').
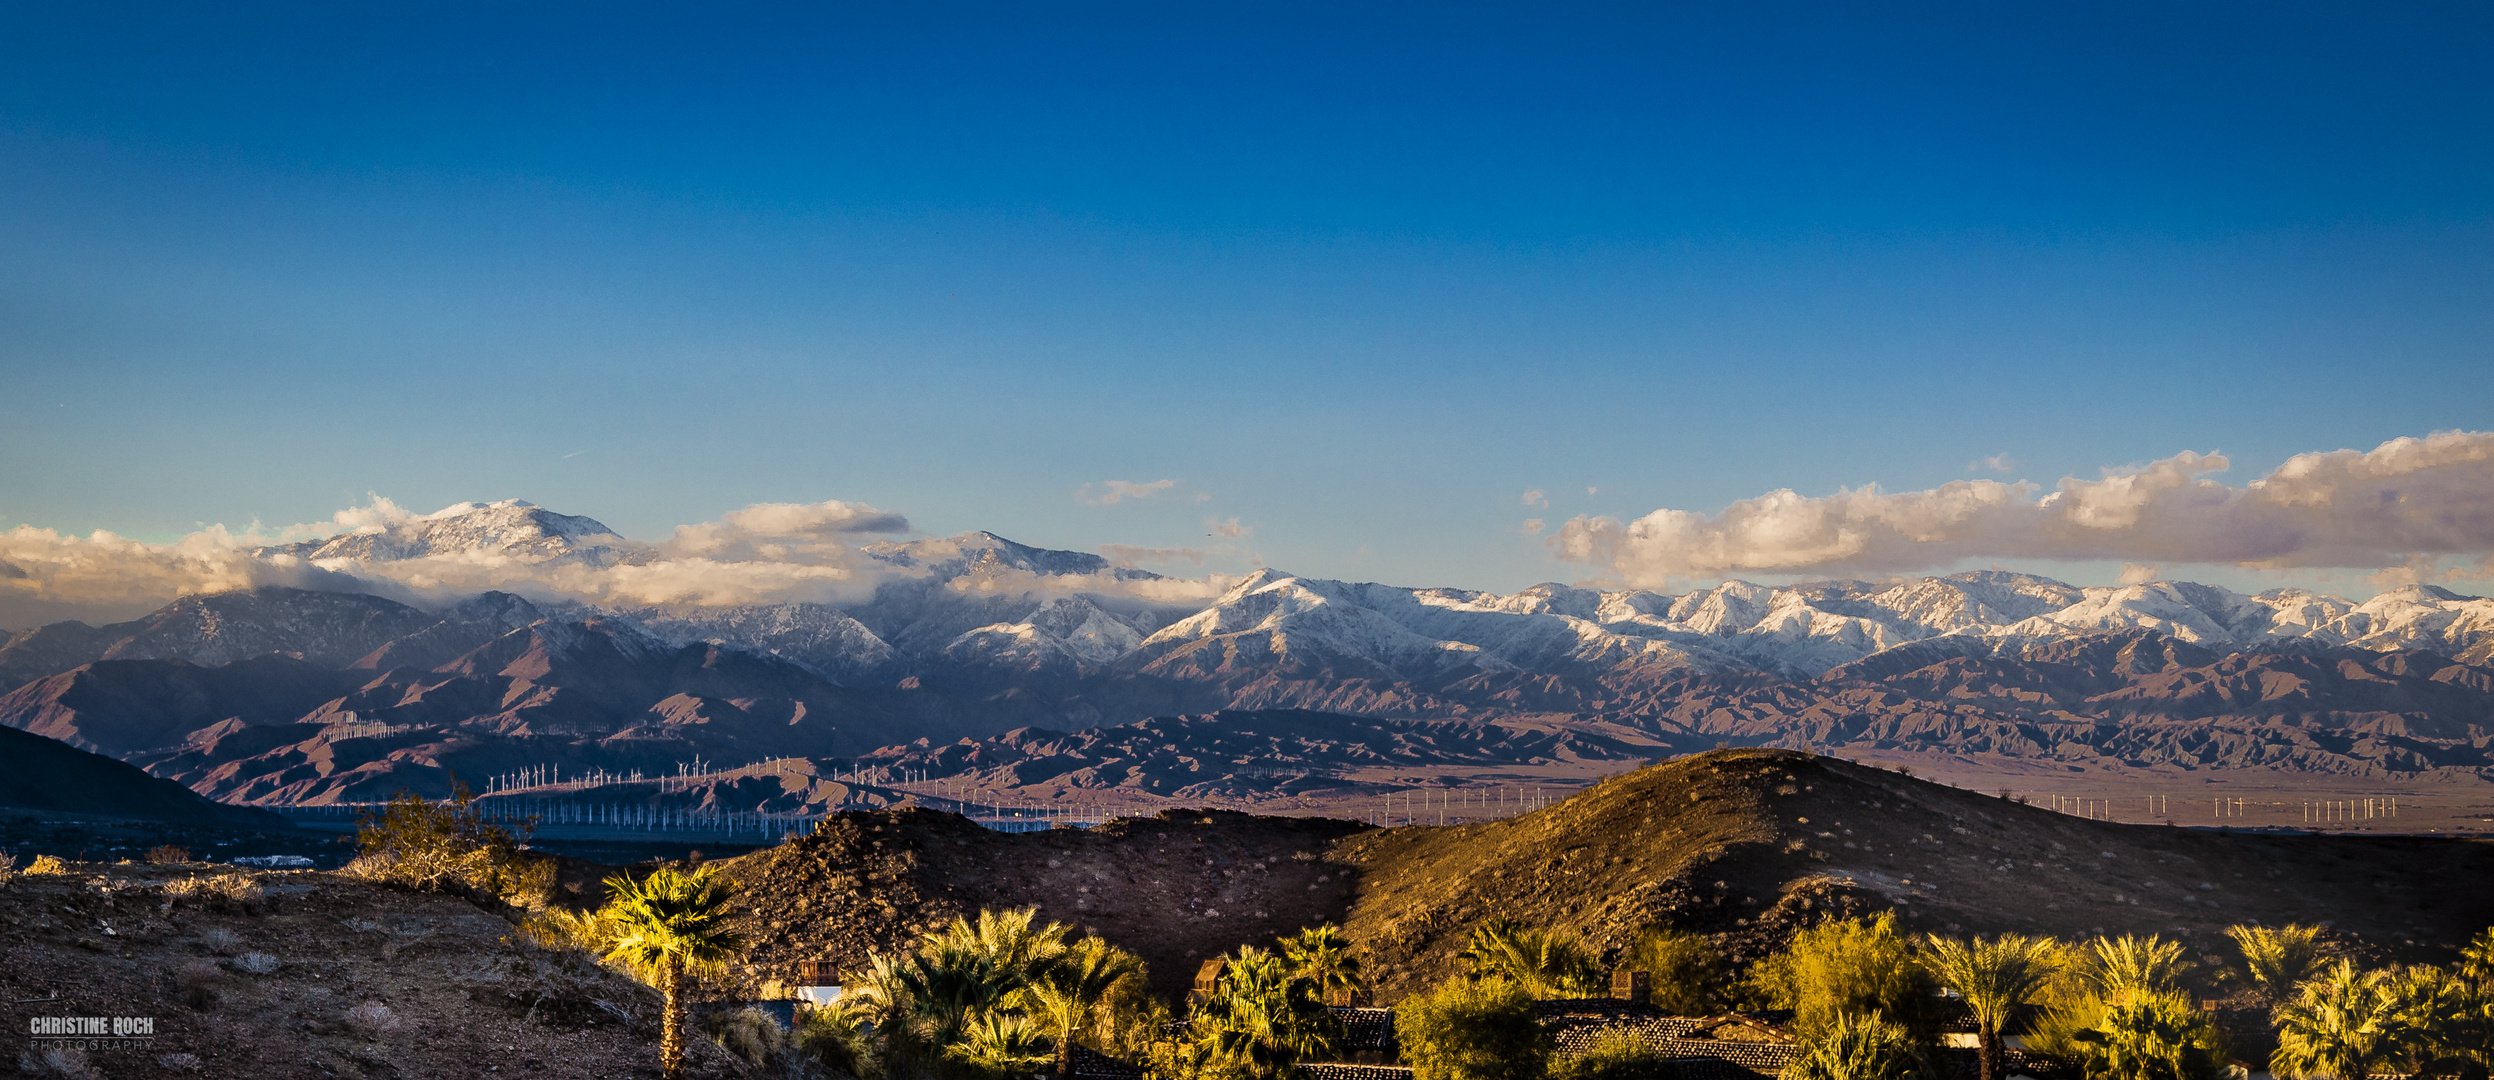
top-left (1024, 937), bottom-right (1148, 1078)
top-left (1397, 975), bottom-right (1552, 1080)
top-left (1193, 948), bottom-right (1342, 1080)
top-left (1280, 924), bottom-right (1368, 1003)
top-left (1621, 927), bottom-right (1729, 1015)
top-left (1921, 934), bottom-right (2062, 1080)
top-left (2383, 964), bottom-right (2481, 1073)
top-left (1746, 913), bottom-right (1939, 1040)
top-left (597, 866), bottom-right (749, 1080)
top-left (1459, 918), bottom-right (1603, 999)
top-left (2272, 960), bottom-right (2399, 1080)
top-left (2226, 924), bottom-right (2331, 1009)
top-left (894, 943), bottom-right (1034, 1051)
top-left (1780, 1011), bottom-right (1923, 1080)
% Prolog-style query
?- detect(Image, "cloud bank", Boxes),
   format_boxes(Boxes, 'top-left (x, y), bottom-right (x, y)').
top-left (0, 495), bottom-right (1237, 627)
top-left (1554, 431), bottom-right (2494, 587)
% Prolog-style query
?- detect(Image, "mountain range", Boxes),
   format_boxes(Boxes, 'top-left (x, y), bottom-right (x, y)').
top-left (2, 498), bottom-right (2491, 804)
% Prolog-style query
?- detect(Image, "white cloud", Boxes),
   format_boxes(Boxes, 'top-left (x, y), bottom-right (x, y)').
top-left (1968, 453), bottom-right (2020, 475)
top-left (1078, 479), bottom-right (1177, 506)
top-left (1553, 430), bottom-right (2494, 587)
top-left (0, 494), bottom-right (1239, 625)
top-left (1522, 518), bottom-right (1546, 535)
top-left (1206, 516), bottom-right (1251, 539)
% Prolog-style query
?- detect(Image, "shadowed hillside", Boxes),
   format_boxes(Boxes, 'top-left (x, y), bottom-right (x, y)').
top-left (0, 723), bottom-right (288, 828)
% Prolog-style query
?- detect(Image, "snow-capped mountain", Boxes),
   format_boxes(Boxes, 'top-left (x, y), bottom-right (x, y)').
top-left (270, 499), bottom-right (627, 565)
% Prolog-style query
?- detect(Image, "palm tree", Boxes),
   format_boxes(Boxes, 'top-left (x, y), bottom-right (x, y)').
top-left (1458, 918), bottom-right (1602, 999)
top-left (1923, 934), bottom-right (2062, 1080)
top-left (598, 866), bottom-right (748, 1080)
top-left (1281, 925), bottom-right (1367, 1004)
top-left (2228, 923), bottom-right (2331, 1008)
top-left (1024, 937), bottom-right (1146, 1077)
top-left (1195, 947), bottom-right (1342, 1080)
top-left (2089, 934), bottom-right (2194, 1002)
top-left (896, 941), bottom-right (1031, 1049)
top-left (2460, 927), bottom-right (2494, 989)
top-left (951, 1011), bottom-right (1055, 1077)
top-left (2272, 959), bottom-right (2398, 1080)
top-left (937, 906), bottom-right (1071, 972)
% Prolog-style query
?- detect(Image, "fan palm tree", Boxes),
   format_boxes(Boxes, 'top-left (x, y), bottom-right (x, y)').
top-left (1194, 947), bottom-right (1341, 1080)
top-left (2228, 924), bottom-right (2331, 1008)
top-left (1281, 924), bottom-right (1367, 1004)
top-left (1023, 937), bottom-right (1146, 1077)
top-left (2272, 960), bottom-right (2398, 1080)
top-left (2090, 934), bottom-right (2194, 1002)
top-left (1923, 934), bottom-right (2062, 1080)
top-left (598, 866), bottom-right (748, 1080)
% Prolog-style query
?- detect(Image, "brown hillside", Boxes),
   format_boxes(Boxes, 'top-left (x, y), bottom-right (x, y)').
top-left (1329, 749), bottom-right (2494, 998)
top-left (716, 749), bottom-right (2493, 1006)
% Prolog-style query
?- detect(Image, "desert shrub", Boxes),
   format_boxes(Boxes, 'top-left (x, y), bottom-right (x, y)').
top-left (14, 1046), bottom-right (98, 1080)
top-left (1781, 1011), bottom-right (1924, 1080)
top-left (234, 951), bottom-right (282, 975)
top-left (1397, 975), bottom-right (1551, 1080)
top-left (199, 928), bottom-right (243, 956)
top-left (705, 1007), bottom-right (800, 1072)
top-left (795, 1000), bottom-right (877, 1077)
top-left (165, 873), bottom-right (263, 910)
top-left (146, 845), bottom-right (192, 864)
top-left (0, 851), bottom-right (16, 882)
top-left (347, 783), bottom-right (554, 909)
top-left (26, 854), bottom-right (67, 875)
top-left (1551, 1031), bottom-right (1675, 1080)
top-left (343, 1001), bottom-right (399, 1040)
top-left (174, 959), bottom-right (224, 1010)
top-left (1623, 926), bottom-right (1730, 1014)
top-left (1745, 913), bottom-right (1939, 1040)
top-left (1459, 918), bottom-right (1603, 998)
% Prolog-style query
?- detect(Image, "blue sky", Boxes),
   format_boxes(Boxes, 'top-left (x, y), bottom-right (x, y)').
top-left (3, 2), bottom-right (2491, 596)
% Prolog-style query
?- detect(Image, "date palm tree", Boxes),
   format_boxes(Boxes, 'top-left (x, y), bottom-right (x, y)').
top-left (598, 866), bottom-right (747, 1080)
top-left (1923, 934), bottom-right (2062, 1080)
top-left (2090, 934), bottom-right (2194, 1001)
top-left (2272, 959), bottom-right (2398, 1080)
top-left (2228, 923), bottom-right (2330, 1009)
